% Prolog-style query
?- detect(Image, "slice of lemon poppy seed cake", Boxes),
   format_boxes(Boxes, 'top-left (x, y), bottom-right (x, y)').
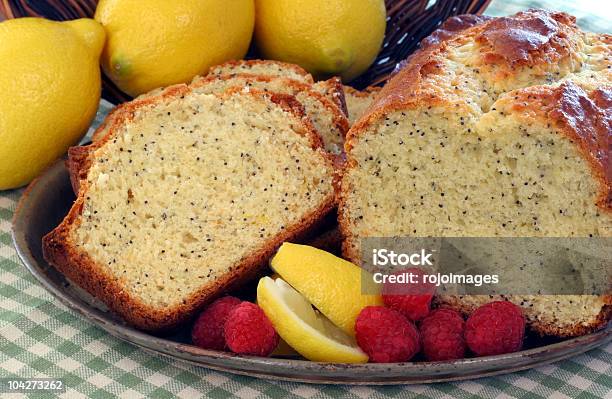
top-left (44, 85), bottom-right (336, 331)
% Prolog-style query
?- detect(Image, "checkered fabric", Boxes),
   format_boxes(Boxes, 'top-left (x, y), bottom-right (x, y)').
top-left (1, 1), bottom-right (611, 397)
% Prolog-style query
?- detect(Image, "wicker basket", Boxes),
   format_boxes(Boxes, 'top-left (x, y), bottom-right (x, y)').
top-left (0, 0), bottom-right (490, 103)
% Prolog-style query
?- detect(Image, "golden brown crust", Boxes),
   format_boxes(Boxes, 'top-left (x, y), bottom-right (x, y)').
top-left (475, 9), bottom-right (576, 66)
top-left (91, 104), bottom-right (125, 142)
top-left (346, 9), bottom-right (608, 146)
top-left (66, 146), bottom-right (91, 194)
top-left (43, 84), bottom-right (336, 332)
top-left (420, 14), bottom-right (493, 49)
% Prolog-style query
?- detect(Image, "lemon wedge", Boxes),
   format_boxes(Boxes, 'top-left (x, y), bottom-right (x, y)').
top-left (257, 276), bottom-right (368, 363)
top-left (270, 243), bottom-right (382, 336)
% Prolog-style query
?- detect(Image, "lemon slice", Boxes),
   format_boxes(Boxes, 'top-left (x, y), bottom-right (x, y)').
top-left (257, 276), bottom-right (368, 363)
top-left (270, 243), bottom-right (382, 336)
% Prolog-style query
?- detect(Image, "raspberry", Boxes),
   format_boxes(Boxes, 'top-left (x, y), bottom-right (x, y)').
top-left (465, 301), bottom-right (525, 356)
top-left (224, 302), bottom-right (279, 356)
top-left (355, 306), bottom-right (420, 363)
top-left (382, 267), bottom-right (436, 321)
top-left (420, 308), bottom-right (466, 361)
top-left (191, 296), bottom-right (242, 351)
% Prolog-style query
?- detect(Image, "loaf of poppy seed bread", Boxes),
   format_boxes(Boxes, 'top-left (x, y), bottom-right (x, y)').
top-left (339, 9), bottom-right (611, 337)
top-left (190, 74), bottom-right (349, 154)
top-left (343, 85), bottom-right (381, 125)
top-left (44, 85), bottom-right (336, 331)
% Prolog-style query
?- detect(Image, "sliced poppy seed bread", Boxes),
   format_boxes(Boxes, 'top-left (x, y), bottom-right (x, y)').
top-left (190, 74), bottom-right (348, 154)
top-left (339, 9), bottom-right (611, 337)
top-left (44, 85), bottom-right (336, 331)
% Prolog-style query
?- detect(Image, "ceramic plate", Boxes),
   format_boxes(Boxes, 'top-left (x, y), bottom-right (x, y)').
top-left (12, 160), bottom-right (611, 385)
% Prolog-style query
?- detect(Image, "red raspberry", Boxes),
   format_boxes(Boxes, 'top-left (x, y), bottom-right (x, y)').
top-left (191, 296), bottom-right (242, 351)
top-left (420, 308), bottom-right (466, 361)
top-left (355, 306), bottom-right (420, 363)
top-left (382, 267), bottom-right (436, 321)
top-left (224, 302), bottom-right (279, 356)
top-left (465, 301), bottom-right (525, 356)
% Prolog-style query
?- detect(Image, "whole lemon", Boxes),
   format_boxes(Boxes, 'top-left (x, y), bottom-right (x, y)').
top-left (0, 18), bottom-right (104, 190)
top-left (95, 0), bottom-right (255, 97)
top-left (254, 0), bottom-right (386, 81)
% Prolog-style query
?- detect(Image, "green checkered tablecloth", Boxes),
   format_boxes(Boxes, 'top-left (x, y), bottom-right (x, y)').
top-left (1, 1), bottom-right (611, 397)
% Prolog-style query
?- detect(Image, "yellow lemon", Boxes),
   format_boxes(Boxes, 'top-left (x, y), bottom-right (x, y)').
top-left (258, 277), bottom-right (368, 363)
top-left (254, 0), bottom-right (386, 81)
top-left (0, 18), bottom-right (104, 190)
top-left (270, 243), bottom-right (382, 336)
top-left (95, 0), bottom-right (255, 96)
